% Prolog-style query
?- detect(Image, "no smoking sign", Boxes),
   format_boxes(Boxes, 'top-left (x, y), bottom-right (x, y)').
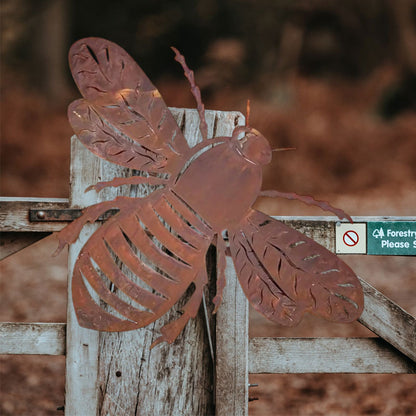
top-left (343, 230), bottom-right (359, 246)
top-left (336, 223), bottom-right (366, 254)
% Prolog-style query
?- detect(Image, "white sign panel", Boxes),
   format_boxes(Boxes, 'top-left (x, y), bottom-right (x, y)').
top-left (335, 223), bottom-right (366, 254)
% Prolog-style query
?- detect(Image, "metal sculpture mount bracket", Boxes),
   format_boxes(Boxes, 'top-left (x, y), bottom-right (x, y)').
top-left (55, 37), bottom-right (364, 348)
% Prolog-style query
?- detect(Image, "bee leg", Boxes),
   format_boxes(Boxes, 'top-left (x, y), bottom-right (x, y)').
top-left (85, 176), bottom-right (167, 193)
top-left (150, 269), bottom-right (207, 348)
top-left (213, 234), bottom-right (227, 314)
top-left (53, 196), bottom-right (131, 256)
top-left (259, 190), bottom-right (353, 222)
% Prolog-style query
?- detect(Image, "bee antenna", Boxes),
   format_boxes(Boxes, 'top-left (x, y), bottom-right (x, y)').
top-left (246, 99), bottom-right (251, 127)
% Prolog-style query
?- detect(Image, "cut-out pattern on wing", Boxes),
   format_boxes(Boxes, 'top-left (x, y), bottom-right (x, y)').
top-left (68, 37), bottom-right (189, 174)
top-left (229, 210), bottom-right (363, 325)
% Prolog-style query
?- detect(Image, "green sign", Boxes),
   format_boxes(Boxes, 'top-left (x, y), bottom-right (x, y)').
top-left (367, 221), bottom-right (416, 256)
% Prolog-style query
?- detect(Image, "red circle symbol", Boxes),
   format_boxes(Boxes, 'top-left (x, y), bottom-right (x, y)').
top-left (343, 230), bottom-right (359, 247)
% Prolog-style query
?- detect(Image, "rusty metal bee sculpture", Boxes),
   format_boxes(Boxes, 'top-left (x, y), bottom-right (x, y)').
top-left (56, 38), bottom-right (364, 348)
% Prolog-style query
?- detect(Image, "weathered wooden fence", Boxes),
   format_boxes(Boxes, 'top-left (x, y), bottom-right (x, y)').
top-left (1, 109), bottom-right (415, 416)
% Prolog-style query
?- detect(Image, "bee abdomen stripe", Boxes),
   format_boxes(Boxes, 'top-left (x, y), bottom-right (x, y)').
top-left (165, 191), bottom-right (212, 237)
top-left (104, 227), bottom-right (180, 298)
top-left (120, 218), bottom-right (193, 278)
top-left (152, 198), bottom-right (203, 249)
top-left (77, 257), bottom-right (155, 322)
top-left (72, 265), bottom-right (153, 331)
top-left (90, 241), bottom-right (166, 310)
top-left (140, 202), bottom-right (200, 262)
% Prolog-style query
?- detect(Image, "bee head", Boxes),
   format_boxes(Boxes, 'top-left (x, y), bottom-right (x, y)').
top-left (231, 126), bottom-right (272, 166)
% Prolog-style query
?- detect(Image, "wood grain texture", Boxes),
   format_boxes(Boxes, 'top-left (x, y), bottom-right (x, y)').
top-left (359, 278), bottom-right (416, 362)
top-left (65, 137), bottom-right (101, 416)
top-left (249, 337), bottom-right (416, 374)
top-left (215, 256), bottom-right (249, 416)
top-left (0, 322), bottom-right (65, 355)
top-left (0, 197), bottom-right (69, 232)
top-left (2, 323), bottom-right (414, 375)
top-left (280, 218), bottom-right (335, 251)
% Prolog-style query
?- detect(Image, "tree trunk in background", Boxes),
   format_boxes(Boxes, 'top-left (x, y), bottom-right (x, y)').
top-left (33, 0), bottom-right (69, 102)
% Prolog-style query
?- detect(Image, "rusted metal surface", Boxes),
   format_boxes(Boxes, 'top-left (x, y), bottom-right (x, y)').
top-left (56, 37), bottom-right (364, 347)
top-left (29, 208), bottom-right (118, 222)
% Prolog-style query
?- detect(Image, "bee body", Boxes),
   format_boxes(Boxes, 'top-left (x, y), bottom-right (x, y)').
top-left (72, 188), bottom-right (213, 332)
top-left (57, 37), bottom-right (364, 347)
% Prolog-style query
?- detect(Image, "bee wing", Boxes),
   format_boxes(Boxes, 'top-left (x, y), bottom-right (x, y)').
top-left (228, 210), bottom-right (363, 326)
top-left (68, 37), bottom-right (189, 174)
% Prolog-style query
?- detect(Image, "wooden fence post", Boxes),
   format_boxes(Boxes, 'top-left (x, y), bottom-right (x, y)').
top-left (65, 108), bottom-right (244, 415)
top-left (215, 256), bottom-right (249, 416)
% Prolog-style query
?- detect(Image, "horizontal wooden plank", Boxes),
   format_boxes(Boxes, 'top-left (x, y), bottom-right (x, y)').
top-left (2, 321), bottom-right (413, 375)
top-left (249, 337), bottom-right (416, 374)
top-left (1, 202), bottom-right (411, 237)
top-left (280, 218), bottom-right (335, 251)
top-left (359, 278), bottom-right (416, 362)
top-left (0, 322), bottom-right (66, 355)
top-left (0, 197), bottom-right (69, 232)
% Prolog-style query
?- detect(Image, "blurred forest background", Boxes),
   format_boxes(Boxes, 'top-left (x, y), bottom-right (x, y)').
top-left (1, 0), bottom-right (416, 200)
top-left (1, 0), bottom-right (415, 415)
